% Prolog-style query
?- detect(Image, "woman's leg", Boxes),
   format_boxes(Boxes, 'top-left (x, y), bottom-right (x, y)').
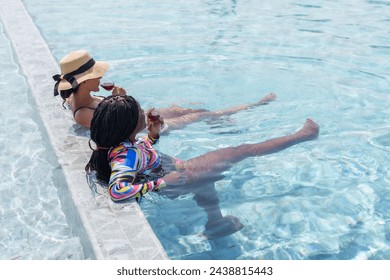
top-left (164, 119), bottom-right (319, 239)
top-left (193, 182), bottom-right (244, 239)
top-left (209, 92), bottom-right (276, 116)
top-left (158, 105), bottom-right (208, 119)
top-left (162, 118), bottom-right (318, 239)
top-left (161, 93), bottom-right (276, 130)
top-left (181, 118), bottom-right (319, 183)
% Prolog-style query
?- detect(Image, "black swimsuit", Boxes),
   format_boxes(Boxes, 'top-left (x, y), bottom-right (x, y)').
top-left (73, 96), bottom-right (105, 117)
top-left (73, 106), bottom-right (95, 117)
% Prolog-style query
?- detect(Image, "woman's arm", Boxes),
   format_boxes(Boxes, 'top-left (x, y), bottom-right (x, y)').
top-left (108, 177), bottom-right (165, 202)
top-left (108, 145), bottom-right (165, 202)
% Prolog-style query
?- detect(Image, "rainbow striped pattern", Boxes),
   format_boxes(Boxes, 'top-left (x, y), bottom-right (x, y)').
top-left (107, 137), bottom-right (166, 202)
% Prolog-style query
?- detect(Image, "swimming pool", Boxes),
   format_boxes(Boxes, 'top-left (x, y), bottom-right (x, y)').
top-left (7, 0), bottom-right (390, 259)
top-left (0, 20), bottom-right (86, 259)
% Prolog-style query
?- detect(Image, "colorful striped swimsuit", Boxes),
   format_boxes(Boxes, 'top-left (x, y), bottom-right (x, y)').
top-left (107, 136), bottom-right (166, 202)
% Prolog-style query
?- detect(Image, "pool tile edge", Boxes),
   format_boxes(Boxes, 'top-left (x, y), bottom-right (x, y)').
top-left (0, 0), bottom-right (168, 260)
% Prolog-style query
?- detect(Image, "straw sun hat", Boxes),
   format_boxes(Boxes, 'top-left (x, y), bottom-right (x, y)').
top-left (52, 50), bottom-right (109, 96)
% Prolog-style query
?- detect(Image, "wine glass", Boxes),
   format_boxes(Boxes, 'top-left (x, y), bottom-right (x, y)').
top-left (147, 108), bottom-right (168, 133)
top-left (100, 81), bottom-right (115, 91)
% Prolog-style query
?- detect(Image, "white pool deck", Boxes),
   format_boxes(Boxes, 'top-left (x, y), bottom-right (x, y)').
top-left (0, 0), bottom-right (168, 260)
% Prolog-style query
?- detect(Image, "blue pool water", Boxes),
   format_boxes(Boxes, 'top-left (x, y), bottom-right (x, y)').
top-left (6, 0), bottom-right (390, 259)
top-left (0, 21), bottom-right (85, 259)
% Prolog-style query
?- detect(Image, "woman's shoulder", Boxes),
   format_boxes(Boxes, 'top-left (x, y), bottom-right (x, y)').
top-left (73, 95), bottom-right (103, 116)
top-left (109, 142), bottom-right (141, 169)
top-left (110, 142), bottom-right (129, 154)
top-left (109, 142), bottom-right (139, 159)
top-left (73, 107), bottom-right (95, 127)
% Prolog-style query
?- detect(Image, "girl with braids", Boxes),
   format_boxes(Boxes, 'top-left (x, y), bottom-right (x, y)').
top-left (86, 95), bottom-right (320, 239)
top-left (53, 50), bottom-right (277, 129)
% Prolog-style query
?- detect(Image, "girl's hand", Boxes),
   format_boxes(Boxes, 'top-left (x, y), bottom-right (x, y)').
top-left (112, 86), bottom-right (126, 96)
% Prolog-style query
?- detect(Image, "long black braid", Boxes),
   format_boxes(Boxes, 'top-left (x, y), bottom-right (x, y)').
top-left (85, 95), bottom-right (139, 183)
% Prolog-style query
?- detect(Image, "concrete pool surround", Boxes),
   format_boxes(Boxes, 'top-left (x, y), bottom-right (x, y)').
top-left (0, 0), bottom-right (168, 260)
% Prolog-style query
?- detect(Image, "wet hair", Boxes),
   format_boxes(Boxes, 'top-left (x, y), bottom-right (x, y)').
top-left (85, 95), bottom-right (139, 183)
top-left (59, 85), bottom-right (80, 108)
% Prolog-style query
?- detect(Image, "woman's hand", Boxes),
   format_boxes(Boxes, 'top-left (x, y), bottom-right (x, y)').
top-left (147, 118), bottom-right (164, 138)
top-left (112, 86), bottom-right (126, 96)
top-left (147, 109), bottom-right (164, 138)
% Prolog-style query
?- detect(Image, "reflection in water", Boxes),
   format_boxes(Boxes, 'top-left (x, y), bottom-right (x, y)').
top-left (203, 0), bottom-right (240, 48)
top-left (204, 0), bottom-right (237, 16)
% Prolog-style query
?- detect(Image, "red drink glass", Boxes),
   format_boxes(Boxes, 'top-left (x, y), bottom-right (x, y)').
top-left (100, 82), bottom-right (115, 91)
top-left (147, 108), bottom-right (160, 122)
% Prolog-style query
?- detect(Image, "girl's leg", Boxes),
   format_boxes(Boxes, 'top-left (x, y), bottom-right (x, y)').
top-left (181, 118), bottom-right (319, 183)
top-left (161, 93), bottom-right (276, 130)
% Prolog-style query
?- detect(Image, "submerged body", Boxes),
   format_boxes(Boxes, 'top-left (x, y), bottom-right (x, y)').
top-left (86, 96), bottom-right (319, 239)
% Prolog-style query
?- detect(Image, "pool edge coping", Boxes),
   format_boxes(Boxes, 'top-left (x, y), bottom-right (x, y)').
top-left (1, 0), bottom-right (168, 260)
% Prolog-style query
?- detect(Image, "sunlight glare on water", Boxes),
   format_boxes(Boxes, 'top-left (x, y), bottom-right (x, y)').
top-left (0, 20), bottom-right (85, 259)
top-left (19, 0), bottom-right (390, 259)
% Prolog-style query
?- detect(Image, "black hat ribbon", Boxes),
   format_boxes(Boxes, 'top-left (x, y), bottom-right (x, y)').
top-left (52, 58), bottom-right (96, 96)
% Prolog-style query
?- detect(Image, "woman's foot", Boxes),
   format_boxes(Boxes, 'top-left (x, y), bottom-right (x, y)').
top-left (296, 118), bottom-right (320, 141)
top-left (203, 215), bottom-right (244, 240)
top-left (259, 93), bottom-right (277, 104)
